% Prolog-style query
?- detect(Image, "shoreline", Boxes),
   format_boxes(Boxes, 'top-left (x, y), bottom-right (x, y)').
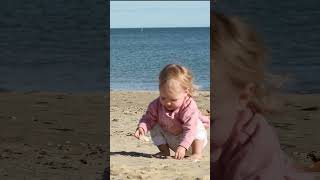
top-left (110, 89), bottom-right (210, 92)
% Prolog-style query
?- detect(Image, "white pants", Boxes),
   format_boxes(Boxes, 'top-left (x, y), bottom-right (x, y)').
top-left (150, 119), bottom-right (208, 155)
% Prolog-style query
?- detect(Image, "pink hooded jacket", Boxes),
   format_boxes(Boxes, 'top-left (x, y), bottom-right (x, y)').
top-left (212, 107), bottom-right (318, 180)
top-left (138, 96), bottom-right (209, 150)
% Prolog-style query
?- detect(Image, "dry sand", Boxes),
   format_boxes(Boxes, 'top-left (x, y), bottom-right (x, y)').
top-left (110, 91), bottom-right (320, 179)
top-left (0, 92), bottom-right (108, 180)
top-left (1, 91), bottom-right (319, 180)
top-left (267, 94), bottom-right (320, 165)
top-left (110, 91), bottom-right (210, 180)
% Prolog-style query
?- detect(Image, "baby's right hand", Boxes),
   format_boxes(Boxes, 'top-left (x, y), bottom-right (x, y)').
top-left (134, 127), bottom-right (145, 139)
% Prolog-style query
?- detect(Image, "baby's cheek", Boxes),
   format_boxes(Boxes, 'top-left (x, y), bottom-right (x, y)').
top-left (173, 100), bottom-right (181, 106)
top-left (216, 101), bottom-right (237, 121)
top-left (159, 100), bottom-right (165, 106)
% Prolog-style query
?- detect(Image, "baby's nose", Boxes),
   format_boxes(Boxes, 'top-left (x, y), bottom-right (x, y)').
top-left (166, 102), bottom-right (172, 106)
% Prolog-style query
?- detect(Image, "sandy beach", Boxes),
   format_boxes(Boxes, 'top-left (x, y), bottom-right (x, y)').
top-left (1, 91), bottom-right (319, 179)
top-left (110, 91), bottom-right (320, 179)
top-left (266, 94), bottom-right (320, 165)
top-left (0, 92), bottom-right (108, 180)
top-left (110, 91), bottom-right (210, 180)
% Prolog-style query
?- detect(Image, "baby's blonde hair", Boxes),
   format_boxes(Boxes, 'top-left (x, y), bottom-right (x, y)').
top-left (212, 12), bottom-right (283, 114)
top-left (159, 64), bottom-right (197, 97)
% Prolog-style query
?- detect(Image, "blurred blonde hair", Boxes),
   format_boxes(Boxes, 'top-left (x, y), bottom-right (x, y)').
top-left (211, 12), bottom-right (284, 114)
top-left (159, 64), bottom-right (198, 97)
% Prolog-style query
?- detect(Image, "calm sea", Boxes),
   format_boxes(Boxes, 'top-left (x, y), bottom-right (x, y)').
top-left (0, 1), bottom-right (107, 92)
top-left (1, 1), bottom-right (319, 93)
top-left (110, 27), bottom-right (210, 91)
top-left (216, 0), bottom-right (320, 94)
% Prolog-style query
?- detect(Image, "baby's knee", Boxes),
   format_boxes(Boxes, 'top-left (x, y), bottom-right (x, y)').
top-left (194, 129), bottom-right (208, 149)
top-left (150, 123), bottom-right (162, 137)
top-left (150, 124), bottom-right (167, 146)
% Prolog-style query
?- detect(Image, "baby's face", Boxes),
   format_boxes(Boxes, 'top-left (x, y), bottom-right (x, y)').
top-left (211, 61), bottom-right (250, 146)
top-left (212, 62), bottom-right (242, 124)
top-left (159, 80), bottom-right (188, 111)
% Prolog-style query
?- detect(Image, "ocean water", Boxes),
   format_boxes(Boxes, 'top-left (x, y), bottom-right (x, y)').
top-left (215, 0), bottom-right (320, 94)
top-left (110, 27), bottom-right (210, 91)
top-left (1, 1), bottom-right (319, 93)
top-left (0, 0), bottom-right (108, 92)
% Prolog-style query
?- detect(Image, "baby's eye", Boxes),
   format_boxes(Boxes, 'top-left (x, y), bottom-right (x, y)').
top-left (171, 99), bottom-right (178, 102)
top-left (161, 97), bottom-right (166, 100)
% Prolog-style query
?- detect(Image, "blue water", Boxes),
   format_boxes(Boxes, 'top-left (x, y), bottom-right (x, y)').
top-left (215, 0), bottom-right (320, 94)
top-left (1, 1), bottom-right (319, 93)
top-left (110, 27), bottom-right (210, 91)
top-left (0, 1), bottom-right (107, 92)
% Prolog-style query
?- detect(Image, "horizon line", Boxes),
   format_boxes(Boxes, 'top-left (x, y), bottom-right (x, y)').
top-left (110, 26), bottom-right (209, 29)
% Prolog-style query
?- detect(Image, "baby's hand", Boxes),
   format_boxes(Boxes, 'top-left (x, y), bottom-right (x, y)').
top-left (134, 127), bottom-right (145, 139)
top-left (175, 146), bottom-right (186, 160)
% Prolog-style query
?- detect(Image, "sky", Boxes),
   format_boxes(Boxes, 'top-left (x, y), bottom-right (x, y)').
top-left (110, 1), bottom-right (210, 28)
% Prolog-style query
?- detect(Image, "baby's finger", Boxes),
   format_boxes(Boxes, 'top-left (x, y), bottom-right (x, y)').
top-left (139, 129), bottom-right (145, 136)
top-left (133, 131), bottom-right (140, 139)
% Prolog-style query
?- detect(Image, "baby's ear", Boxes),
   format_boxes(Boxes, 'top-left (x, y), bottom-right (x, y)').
top-left (185, 88), bottom-right (190, 95)
top-left (239, 83), bottom-right (256, 108)
top-left (244, 83), bottom-right (256, 98)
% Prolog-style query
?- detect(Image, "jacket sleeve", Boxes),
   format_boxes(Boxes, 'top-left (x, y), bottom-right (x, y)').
top-left (178, 100), bottom-right (198, 150)
top-left (138, 99), bottom-right (158, 133)
top-left (200, 114), bottom-right (210, 129)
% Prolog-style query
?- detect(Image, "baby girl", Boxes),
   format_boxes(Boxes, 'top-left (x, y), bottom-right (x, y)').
top-left (134, 64), bottom-right (209, 160)
top-left (211, 11), bottom-right (320, 179)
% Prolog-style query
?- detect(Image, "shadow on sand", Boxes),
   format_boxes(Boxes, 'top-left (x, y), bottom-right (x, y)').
top-left (110, 151), bottom-right (153, 158)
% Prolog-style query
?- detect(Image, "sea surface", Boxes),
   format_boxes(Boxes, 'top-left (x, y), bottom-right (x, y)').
top-left (0, 1), bottom-right (107, 92)
top-left (216, 0), bottom-right (320, 94)
top-left (1, 1), bottom-right (319, 93)
top-left (110, 27), bottom-right (210, 91)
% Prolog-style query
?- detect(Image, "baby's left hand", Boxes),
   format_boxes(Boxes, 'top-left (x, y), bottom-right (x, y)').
top-left (175, 146), bottom-right (186, 160)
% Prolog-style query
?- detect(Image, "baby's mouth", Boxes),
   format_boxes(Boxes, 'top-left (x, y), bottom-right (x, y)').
top-left (166, 106), bottom-right (175, 111)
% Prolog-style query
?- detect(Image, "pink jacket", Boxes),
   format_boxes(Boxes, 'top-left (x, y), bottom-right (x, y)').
top-left (212, 107), bottom-right (317, 180)
top-left (138, 96), bottom-right (209, 149)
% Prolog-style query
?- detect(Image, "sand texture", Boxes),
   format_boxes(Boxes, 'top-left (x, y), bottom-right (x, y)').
top-left (110, 91), bottom-right (210, 180)
top-left (1, 91), bottom-right (320, 179)
top-left (267, 94), bottom-right (320, 165)
top-left (0, 92), bottom-right (108, 180)
top-left (110, 91), bottom-right (320, 179)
